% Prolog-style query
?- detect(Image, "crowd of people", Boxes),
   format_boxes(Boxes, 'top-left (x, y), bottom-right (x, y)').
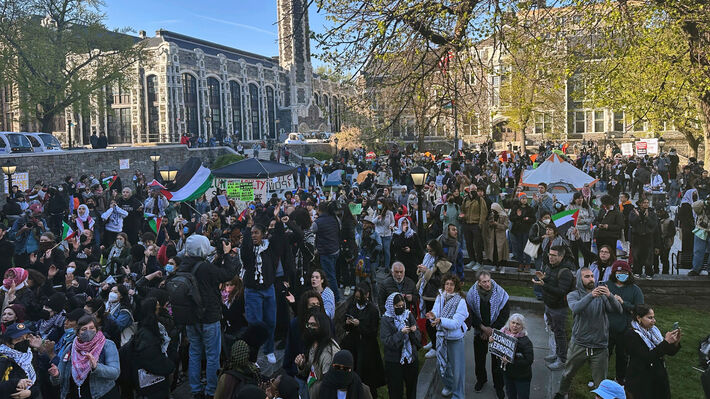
top-left (0, 138), bottom-right (706, 399)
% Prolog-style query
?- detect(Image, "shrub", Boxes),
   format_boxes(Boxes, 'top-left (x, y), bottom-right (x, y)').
top-left (212, 153), bottom-right (244, 169)
top-left (305, 152), bottom-right (333, 161)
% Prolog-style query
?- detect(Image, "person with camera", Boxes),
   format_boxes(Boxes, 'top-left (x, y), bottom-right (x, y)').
top-left (553, 267), bottom-right (622, 399)
top-left (9, 204), bottom-right (48, 268)
top-left (629, 198), bottom-right (660, 278)
top-left (460, 185), bottom-right (488, 267)
top-left (689, 194), bottom-right (710, 276)
top-left (594, 195), bottom-right (625, 253)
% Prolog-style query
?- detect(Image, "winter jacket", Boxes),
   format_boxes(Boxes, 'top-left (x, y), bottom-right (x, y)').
top-left (624, 328), bottom-right (680, 399)
top-left (503, 335), bottom-right (534, 381)
top-left (380, 311), bottom-right (421, 363)
top-left (461, 195), bottom-right (488, 225)
top-left (132, 325), bottom-right (175, 398)
top-left (629, 208), bottom-right (660, 247)
top-left (541, 258), bottom-right (576, 310)
top-left (607, 282), bottom-right (644, 334)
top-left (51, 338), bottom-right (120, 399)
top-left (377, 275), bottom-right (418, 313)
top-left (313, 214), bottom-right (341, 255)
top-left (594, 207), bottom-right (625, 241)
top-left (509, 203), bottom-right (536, 235)
top-left (101, 206), bottom-right (129, 233)
top-left (566, 269), bottom-right (622, 349)
top-left (240, 223), bottom-right (284, 291)
top-left (432, 293), bottom-right (469, 341)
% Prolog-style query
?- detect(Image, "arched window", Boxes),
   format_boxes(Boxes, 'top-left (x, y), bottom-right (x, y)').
top-left (329, 96), bottom-right (335, 130)
top-left (249, 83), bottom-right (261, 139)
top-left (146, 75), bottom-right (159, 141)
top-left (182, 73), bottom-right (199, 135)
top-left (314, 93), bottom-right (320, 106)
top-left (266, 86), bottom-right (276, 138)
top-left (333, 97), bottom-right (340, 132)
top-left (207, 77), bottom-right (222, 136)
top-left (230, 81), bottom-right (243, 140)
top-left (322, 94), bottom-right (329, 124)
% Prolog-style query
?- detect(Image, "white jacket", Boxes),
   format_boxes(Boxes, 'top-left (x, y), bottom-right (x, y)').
top-left (432, 292), bottom-right (469, 341)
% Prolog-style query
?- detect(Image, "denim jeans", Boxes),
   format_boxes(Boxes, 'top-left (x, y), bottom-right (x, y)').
top-left (381, 235), bottom-right (393, 270)
top-left (442, 337), bottom-right (466, 399)
top-left (296, 377), bottom-right (310, 399)
top-left (244, 285), bottom-right (277, 354)
top-left (186, 321), bottom-right (221, 395)
top-left (319, 253), bottom-right (340, 303)
top-left (509, 231), bottom-right (530, 265)
top-left (503, 375), bottom-right (531, 399)
top-left (692, 234), bottom-right (710, 273)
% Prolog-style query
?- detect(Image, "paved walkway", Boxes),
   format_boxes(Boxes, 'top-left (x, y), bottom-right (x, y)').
top-left (419, 307), bottom-right (562, 399)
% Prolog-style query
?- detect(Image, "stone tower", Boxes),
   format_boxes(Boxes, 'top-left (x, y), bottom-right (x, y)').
top-left (277, 0), bottom-right (313, 109)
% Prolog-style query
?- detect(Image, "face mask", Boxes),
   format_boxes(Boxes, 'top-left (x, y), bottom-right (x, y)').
top-left (224, 285), bottom-right (234, 293)
top-left (14, 340), bottom-right (29, 352)
top-left (616, 273), bottom-right (629, 283)
top-left (40, 242), bottom-right (54, 252)
top-left (377, 204), bottom-right (383, 210)
top-left (108, 292), bottom-right (119, 303)
top-left (394, 307), bottom-right (405, 316)
top-left (115, 239), bottom-right (124, 248)
top-left (165, 264), bottom-right (175, 274)
top-left (40, 309), bottom-right (51, 320)
top-left (91, 269), bottom-right (101, 279)
top-left (3, 278), bottom-right (13, 289)
top-left (183, 227), bottom-right (189, 234)
top-left (542, 218), bottom-right (551, 225)
top-left (67, 267), bottom-right (76, 275)
top-left (79, 330), bottom-right (96, 343)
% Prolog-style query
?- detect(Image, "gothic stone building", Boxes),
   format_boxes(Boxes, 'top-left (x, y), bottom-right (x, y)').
top-left (0, 0), bottom-right (349, 146)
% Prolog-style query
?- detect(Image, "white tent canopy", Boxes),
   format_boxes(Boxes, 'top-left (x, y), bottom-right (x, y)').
top-left (521, 153), bottom-right (597, 190)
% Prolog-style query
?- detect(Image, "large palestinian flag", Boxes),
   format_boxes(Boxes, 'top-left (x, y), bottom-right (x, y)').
top-left (161, 158), bottom-right (213, 202)
top-left (551, 209), bottom-right (579, 236)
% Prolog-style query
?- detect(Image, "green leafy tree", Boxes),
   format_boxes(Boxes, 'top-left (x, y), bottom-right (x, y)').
top-left (0, 0), bottom-right (145, 132)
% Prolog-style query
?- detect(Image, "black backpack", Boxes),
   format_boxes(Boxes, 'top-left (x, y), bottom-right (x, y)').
top-left (165, 261), bottom-right (205, 325)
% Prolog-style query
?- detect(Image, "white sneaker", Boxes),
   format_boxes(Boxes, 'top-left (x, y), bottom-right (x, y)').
top-left (266, 353), bottom-right (277, 364)
top-left (423, 342), bottom-right (432, 350)
top-left (441, 387), bottom-right (453, 397)
top-left (424, 349), bottom-right (436, 359)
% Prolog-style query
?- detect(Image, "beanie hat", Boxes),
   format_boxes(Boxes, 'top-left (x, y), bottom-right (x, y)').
top-left (66, 308), bottom-right (87, 322)
top-left (332, 349), bottom-right (354, 369)
top-left (45, 292), bottom-right (67, 313)
top-left (611, 260), bottom-right (631, 275)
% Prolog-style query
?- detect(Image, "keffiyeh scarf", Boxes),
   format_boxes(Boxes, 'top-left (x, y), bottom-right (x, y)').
top-left (631, 320), bottom-right (664, 350)
top-left (71, 331), bottom-right (107, 391)
top-left (0, 344), bottom-right (36, 383)
top-left (384, 292), bottom-right (413, 364)
top-left (253, 239), bottom-right (270, 284)
top-left (435, 292), bottom-right (463, 377)
top-left (465, 280), bottom-right (509, 331)
top-left (417, 253), bottom-right (436, 312)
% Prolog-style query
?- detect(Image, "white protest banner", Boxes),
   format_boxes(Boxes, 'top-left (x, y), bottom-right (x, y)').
top-left (489, 329), bottom-right (518, 362)
top-left (119, 159), bottom-right (130, 170)
top-left (3, 172), bottom-right (28, 193)
top-left (640, 138), bottom-right (659, 155)
top-left (621, 143), bottom-right (634, 156)
top-left (635, 141), bottom-right (647, 156)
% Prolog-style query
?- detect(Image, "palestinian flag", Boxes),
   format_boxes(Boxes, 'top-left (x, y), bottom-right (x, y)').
top-left (306, 366), bottom-right (317, 388)
top-left (147, 216), bottom-right (161, 235)
top-left (61, 221), bottom-right (77, 241)
top-left (237, 208), bottom-right (248, 222)
top-left (102, 175), bottom-right (118, 189)
top-left (551, 209), bottom-right (579, 230)
top-left (160, 158), bottom-right (213, 202)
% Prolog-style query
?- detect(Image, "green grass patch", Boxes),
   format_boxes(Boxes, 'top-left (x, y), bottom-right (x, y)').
top-left (212, 153), bottom-right (244, 169)
top-left (305, 152), bottom-right (333, 161)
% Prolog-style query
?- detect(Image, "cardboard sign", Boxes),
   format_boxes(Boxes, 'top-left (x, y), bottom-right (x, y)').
top-left (640, 138), bottom-right (659, 155)
top-left (225, 181), bottom-right (254, 201)
top-left (349, 203), bottom-right (362, 215)
top-left (489, 329), bottom-right (518, 362)
top-left (620, 143), bottom-right (633, 156)
top-left (635, 141), bottom-right (647, 156)
top-left (3, 172), bottom-right (28, 193)
top-left (119, 159), bottom-right (130, 170)
top-left (216, 194), bottom-right (229, 207)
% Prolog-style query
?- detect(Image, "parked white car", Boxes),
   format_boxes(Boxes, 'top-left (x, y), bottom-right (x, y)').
top-left (22, 132), bottom-right (63, 152)
top-left (0, 132), bottom-right (34, 154)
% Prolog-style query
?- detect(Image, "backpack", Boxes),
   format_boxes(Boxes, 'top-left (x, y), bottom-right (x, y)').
top-left (699, 334), bottom-right (710, 369)
top-left (165, 261), bottom-right (205, 325)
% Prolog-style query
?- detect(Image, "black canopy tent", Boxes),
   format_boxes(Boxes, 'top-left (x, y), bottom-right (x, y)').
top-left (211, 158), bottom-right (296, 179)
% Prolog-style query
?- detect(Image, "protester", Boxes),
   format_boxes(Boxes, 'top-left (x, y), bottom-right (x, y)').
top-left (494, 314), bottom-right (534, 399)
top-left (381, 292), bottom-right (420, 399)
top-left (310, 349), bottom-right (373, 399)
top-left (377, 262), bottom-right (417, 313)
top-left (416, 239), bottom-right (452, 359)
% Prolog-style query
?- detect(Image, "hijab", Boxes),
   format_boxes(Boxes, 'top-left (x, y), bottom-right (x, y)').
top-left (394, 216), bottom-right (415, 239)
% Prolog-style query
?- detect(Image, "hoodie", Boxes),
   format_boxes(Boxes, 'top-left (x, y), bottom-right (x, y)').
top-left (566, 269), bottom-right (622, 349)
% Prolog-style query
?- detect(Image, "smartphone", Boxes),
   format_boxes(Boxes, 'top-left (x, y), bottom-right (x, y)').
top-left (672, 322), bottom-right (679, 330)
top-left (598, 282), bottom-right (606, 287)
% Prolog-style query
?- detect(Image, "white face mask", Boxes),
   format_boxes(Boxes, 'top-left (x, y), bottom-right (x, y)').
top-left (542, 218), bottom-right (551, 225)
top-left (66, 267), bottom-right (75, 275)
top-left (108, 292), bottom-right (119, 303)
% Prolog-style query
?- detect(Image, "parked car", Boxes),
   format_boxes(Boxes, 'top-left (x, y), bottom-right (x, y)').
top-left (0, 132), bottom-right (34, 153)
top-left (22, 132), bottom-right (63, 152)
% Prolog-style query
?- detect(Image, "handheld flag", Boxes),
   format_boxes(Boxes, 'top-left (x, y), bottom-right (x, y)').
top-left (61, 221), bottom-right (76, 241)
top-left (102, 176), bottom-right (118, 190)
top-left (237, 208), bottom-right (248, 222)
top-left (144, 213), bottom-right (162, 235)
top-left (551, 209), bottom-right (579, 236)
top-left (160, 158), bottom-right (213, 202)
top-left (306, 366), bottom-right (317, 388)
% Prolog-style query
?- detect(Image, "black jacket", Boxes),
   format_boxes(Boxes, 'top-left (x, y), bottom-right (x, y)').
top-left (629, 208), bottom-right (660, 247)
top-left (177, 253), bottom-right (237, 324)
top-left (509, 204), bottom-right (536, 235)
top-left (380, 312), bottom-right (422, 363)
top-left (0, 236), bottom-right (15, 274)
top-left (0, 351), bottom-right (41, 398)
top-left (541, 258), bottom-right (576, 309)
top-left (240, 222), bottom-right (285, 290)
top-left (595, 207), bottom-right (625, 241)
top-left (624, 328), bottom-right (680, 399)
top-left (390, 231), bottom-right (423, 282)
top-left (377, 275), bottom-right (418, 313)
top-left (132, 326), bottom-right (175, 398)
top-left (503, 335), bottom-right (534, 380)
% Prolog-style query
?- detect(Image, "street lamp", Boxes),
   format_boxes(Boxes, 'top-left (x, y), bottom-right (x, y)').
top-left (334, 137), bottom-right (339, 157)
top-left (411, 166), bottom-right (429, 245)
top-left (205, 115), bottom-right (212, 143)
top-left (159, 165), bottom-right (179, 183)
top-left (149, 152), bottom-right (161, 181)
top-left (658, 136), bottom-right (666, 151)
top-left (2, 160), bottom-right (16, 197)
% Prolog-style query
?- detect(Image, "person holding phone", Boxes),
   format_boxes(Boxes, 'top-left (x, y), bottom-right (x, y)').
top-left (381, 292), bottom-right (421, 399)
top-left (624, 304), bottom-right (681, 399)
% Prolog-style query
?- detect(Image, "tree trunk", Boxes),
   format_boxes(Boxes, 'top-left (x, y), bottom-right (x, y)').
top-left (678, 127), bottom-right (700, 158)
top-left (39, 113), bottom-right (55, 133)
top-left (700, 94), bottom-right (710, 169)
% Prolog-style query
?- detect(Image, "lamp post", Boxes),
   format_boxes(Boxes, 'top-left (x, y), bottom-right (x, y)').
top-left (334, 137), bottom-right (339, 158)
top-left (149, 152), bottom-right (161, 181)
top-left (411, 166), bottom-right (429, 246)
top-left (658, 136), bottom-right (666, 152)
top-left (2, 160), bottom-right (16, 198)
top-left (205, 115), bottom-right (212, 143)
top-left (159, 165), bottom-right (179, 184)
top-left (67, 121), bottom-right (73, 149)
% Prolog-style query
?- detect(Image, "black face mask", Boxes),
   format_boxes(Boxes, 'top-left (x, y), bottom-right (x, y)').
top-left (304, 326), bottom-right (323, 341)
top-left (14, 341), bottom-right (29, 352)
top-left (394, 307), bottom-right (405, 316)
top-left (39, 309), bottom-right (51, 320)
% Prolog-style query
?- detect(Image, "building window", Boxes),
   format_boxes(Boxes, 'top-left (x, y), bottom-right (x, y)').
top-left (230, 81), bottom-right (243, 140)
top-left (207, 77), bottom-right (222, 136)
top-left (146, 75), bottom-right (159, 139)
top-left (334, 97), bottom-right (340, 132)
top-left (107, 108), bottom-right (131, 144)
top-left (182, 73), bottom-right (199, 135)
top-left (266, 86), bottom-right (276, 138)
top-left (633, 118), bottom-right (645, 132)
top-left (249, 83), bottom-right (261, 138)
top-left (322, 94), bottom-right (330, 121)
top-left (575, 111), bottom-right (585, 134)
top-left (594, 110), bottom-right (604, 133)
top-left (535, 113), bottom-right (552, 135)
top-left (613, 111), bottom-right (624, 132)
top-left (314, 93), bottom-right (320, 106)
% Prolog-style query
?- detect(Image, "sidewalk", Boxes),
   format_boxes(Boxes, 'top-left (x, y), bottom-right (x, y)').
top-left (417, 306), bottom-right (563, 399)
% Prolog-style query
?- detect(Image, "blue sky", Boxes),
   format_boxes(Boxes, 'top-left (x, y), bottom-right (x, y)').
top-left (104, 0), bottom-right (328, 61)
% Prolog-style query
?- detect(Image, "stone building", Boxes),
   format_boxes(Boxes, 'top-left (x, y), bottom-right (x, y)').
top-left (0, 0), bottom-right (350, 146)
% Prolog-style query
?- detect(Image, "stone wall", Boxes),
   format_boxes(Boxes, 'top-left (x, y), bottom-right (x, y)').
top-left (0, 145), bottom-right (236, 192)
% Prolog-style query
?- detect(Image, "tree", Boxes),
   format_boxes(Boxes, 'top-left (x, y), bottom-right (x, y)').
top-left (0, 0), bottom-right (145, 132)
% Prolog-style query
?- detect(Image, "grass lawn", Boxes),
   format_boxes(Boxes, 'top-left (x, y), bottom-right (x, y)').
top-left (502, 283), bottom-right (709, 398)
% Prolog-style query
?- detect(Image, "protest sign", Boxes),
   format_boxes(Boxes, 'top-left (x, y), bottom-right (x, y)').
top-left (224, 181), bottom-right (255, 201)
top-left (635, 141), bottom-right (647, 156)
top-left (620, 143), bottom-right (633, 156)
top-left (349, 203), bottom-right (362, 215)
top-left (119, 159), bottom-right (130, 170)
top-left (640, 138), bottom-right (658, 155)
top-left (219, 175), bottom-right (294, 202)
top-left (489, 329), bottom-right (518, 362)
top-left (217, 194), bottom-right (229, 207)
top-left (3, 172), bottom-right (28, 193)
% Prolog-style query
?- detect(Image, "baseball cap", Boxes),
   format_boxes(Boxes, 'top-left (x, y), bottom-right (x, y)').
top-left (591, 379), bottom-right (626, 399)
top-left (4, 322), bottom-right (31, 340)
